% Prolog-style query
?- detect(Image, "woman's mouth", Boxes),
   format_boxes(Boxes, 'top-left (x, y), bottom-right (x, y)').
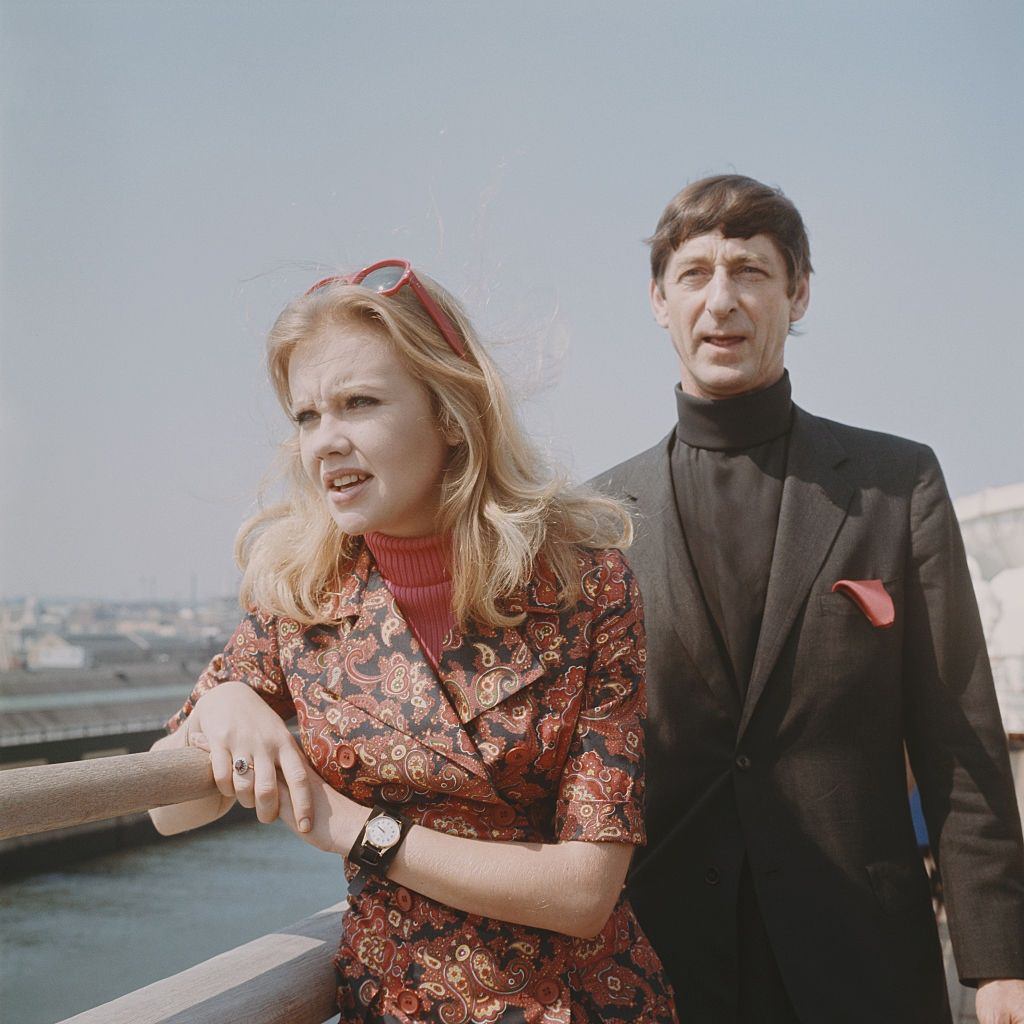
top-left (329, 473), bottom-right (370, 490)
top-left (324, 472), bottom-right (373, 504)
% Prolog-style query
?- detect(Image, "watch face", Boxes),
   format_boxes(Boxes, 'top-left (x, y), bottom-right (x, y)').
top-left (365, 815), bottom-right (401, 848)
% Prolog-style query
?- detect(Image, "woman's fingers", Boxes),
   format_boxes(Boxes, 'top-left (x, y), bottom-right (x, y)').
top-left (232, 755), bottom-right (257, 808)
top-left (189, 730), bottom-right (211, 752)
top-left (278, 745), bottom-right (314, 833)
top-left (252, 751), bottom-right (280, 823)
top-left (210, 745), bottom-right (238, 799)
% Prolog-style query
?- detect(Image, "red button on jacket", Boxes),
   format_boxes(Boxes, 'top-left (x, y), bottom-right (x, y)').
top-left (397, 990), bottom-right (420, 1013)
top-left (535, 979), bottom-right (560, 1005)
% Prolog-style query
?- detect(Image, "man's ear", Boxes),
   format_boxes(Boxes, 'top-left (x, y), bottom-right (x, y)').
top-left (789, 274), bottom-right (811, 323)
top-left (649, 278), bottom-right (669, 328)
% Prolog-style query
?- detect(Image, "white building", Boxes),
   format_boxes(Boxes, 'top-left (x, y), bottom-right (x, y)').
top-left (955, 482), bottom-right (1024, 737)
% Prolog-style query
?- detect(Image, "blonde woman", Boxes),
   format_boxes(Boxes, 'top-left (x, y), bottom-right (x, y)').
top-left (150, 261), bottom-right (677, 1023)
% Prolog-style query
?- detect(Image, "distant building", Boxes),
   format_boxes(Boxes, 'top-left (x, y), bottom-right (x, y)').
top-left (956, 483), bottom-right (1024, 737)
top-left (25, 633), bottom-right (88, 670)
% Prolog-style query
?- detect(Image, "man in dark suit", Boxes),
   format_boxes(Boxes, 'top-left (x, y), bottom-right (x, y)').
top-left (597, 175), bottom-right (1024, 1023)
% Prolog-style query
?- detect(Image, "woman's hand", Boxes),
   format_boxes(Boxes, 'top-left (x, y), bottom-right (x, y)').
top-left (190, 681), bottom-right (315, 831)
top-left (275, 771), bottom-right (369, 856)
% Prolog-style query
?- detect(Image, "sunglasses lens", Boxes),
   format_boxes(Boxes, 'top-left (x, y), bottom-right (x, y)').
top-left (359, 265), bottom-right (406, 294)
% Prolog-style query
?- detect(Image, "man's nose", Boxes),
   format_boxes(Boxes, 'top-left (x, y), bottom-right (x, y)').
top-left (311, 415), bottom-right (353, 460)
top-left (705, 268), bottom-right (738, 318)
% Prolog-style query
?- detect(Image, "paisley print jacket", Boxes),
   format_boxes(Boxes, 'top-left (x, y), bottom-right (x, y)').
top-left (169, 545), bottom-right (677, 1023)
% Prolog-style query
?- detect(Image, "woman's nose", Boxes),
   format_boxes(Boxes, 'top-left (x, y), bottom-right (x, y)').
top-left (311, 416), bottom-right (353, 460)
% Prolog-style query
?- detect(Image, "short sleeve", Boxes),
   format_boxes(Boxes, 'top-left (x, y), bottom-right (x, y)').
top-left (556, 552), bottom-right (648, 844)
top-left (165, 609), bottom-right (295, 733)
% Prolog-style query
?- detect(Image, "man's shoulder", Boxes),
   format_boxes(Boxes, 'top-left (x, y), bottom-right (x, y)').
top-left (800, 407), bottom-right (937, 472)
top-left (590, 430), bottom-right (674, 500)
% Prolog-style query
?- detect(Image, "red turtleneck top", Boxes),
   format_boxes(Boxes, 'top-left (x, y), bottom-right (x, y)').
top-left (363, 532), bottom-right (455, 670)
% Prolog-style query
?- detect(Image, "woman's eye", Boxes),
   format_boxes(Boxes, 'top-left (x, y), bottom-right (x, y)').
top-left (347, 395), bottom-right (378, 409)
top-left (294, 409), bottom-right (318, 426)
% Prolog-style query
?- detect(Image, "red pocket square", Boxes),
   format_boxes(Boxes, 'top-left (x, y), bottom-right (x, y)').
top-left (831, 579), bottom-right (895, 628)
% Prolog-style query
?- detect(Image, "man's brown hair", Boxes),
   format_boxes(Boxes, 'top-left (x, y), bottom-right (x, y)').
top-left (648, 174), bottom-right (812, 296)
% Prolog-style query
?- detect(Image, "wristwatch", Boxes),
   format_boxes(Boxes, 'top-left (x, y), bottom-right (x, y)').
top-left (348, 804), bottom-right (411, 876)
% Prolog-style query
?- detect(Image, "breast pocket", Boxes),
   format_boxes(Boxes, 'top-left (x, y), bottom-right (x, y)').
top-left (817, 578), bottom-right (904, 686)
top-left (819, 577), bottom-right (902, 620)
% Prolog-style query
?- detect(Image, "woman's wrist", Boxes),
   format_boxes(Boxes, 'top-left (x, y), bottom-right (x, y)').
top-left (332, 793), bottom-right (374, 857)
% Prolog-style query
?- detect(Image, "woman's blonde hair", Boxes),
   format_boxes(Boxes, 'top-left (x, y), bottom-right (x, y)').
top-left (237, 268), bottom-right (632, 627)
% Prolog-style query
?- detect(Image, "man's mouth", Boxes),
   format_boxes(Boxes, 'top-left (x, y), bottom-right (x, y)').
top-left (703, 334), bottom-right (745, 348)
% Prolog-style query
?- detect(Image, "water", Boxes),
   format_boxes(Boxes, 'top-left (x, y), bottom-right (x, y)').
top-left (0, 818), bottom-right (348, 1024)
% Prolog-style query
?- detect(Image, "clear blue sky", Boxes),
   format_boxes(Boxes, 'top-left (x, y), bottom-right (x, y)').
top-left (2, 0), bottom-right (1021, 600)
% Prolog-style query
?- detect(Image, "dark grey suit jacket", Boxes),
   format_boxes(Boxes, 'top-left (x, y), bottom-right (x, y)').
top-left (597, 406), bottom-right (1024, 1024)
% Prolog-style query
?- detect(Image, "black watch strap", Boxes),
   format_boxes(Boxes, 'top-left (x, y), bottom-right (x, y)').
top-left (348, 804), bottom-right (411, 877)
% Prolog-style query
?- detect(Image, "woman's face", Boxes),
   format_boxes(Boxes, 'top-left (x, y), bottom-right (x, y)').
top-left (288, 322), bottom-right (453, 538)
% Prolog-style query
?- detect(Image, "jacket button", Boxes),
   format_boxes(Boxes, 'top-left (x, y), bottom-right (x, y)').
top-left (338, 745), bottom-right (357, 769)
top-left (395, 886), bottom-right (413, 912)
top-left (492, 804), bottom-right (517, 826)
top-left (735, 754), bottom-right (752, 771)
top-left (705, 867), bottom-right (721, 885)
top-left (397, 990), bottom-right (420, 1013)
top-left (535, 979), bottom-right (560, 1005)
top-left (506, 745), bottom-right (531, 767)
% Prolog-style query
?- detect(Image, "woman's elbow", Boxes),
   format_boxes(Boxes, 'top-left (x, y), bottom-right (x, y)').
top-left (556, 882), bottom-right (622, 939)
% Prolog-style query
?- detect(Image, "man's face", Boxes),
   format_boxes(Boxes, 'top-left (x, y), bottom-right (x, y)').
top-left (650, 230), bottom-right (810, 399)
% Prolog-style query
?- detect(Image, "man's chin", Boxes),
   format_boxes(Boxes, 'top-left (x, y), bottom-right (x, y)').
top-left (691, 366), bottom-right (761, 400)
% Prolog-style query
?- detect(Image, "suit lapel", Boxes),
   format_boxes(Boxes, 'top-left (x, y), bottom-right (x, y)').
top-left (327, 547), bottom-right (496, 788)
top-left (624, 432), bottom-right (741, 720)
top-left (738, 408), bottom-right (853, 739)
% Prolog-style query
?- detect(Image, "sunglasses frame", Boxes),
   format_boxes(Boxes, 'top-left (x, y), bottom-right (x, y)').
top-left (305, 259), bottom-right (467, 359)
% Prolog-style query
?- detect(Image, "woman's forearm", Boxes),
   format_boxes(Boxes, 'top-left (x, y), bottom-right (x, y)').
top-left (147, 725), bottom-right (234, 835)
top-left (291, 782), bottom-right (633, 938)
top-left (386, 826), bottom-right (633, 939)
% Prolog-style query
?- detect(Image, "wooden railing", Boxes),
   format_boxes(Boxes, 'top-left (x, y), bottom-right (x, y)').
top-left (0, 748), bottom-right (215, 840)
top-left (0, 750), bottom-right (340, 1024)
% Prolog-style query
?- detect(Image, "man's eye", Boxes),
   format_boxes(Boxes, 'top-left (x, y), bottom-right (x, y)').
top-left (738, 266), bottom-right (765, 277)
top-left (678, 268), bottom-right (708, 282)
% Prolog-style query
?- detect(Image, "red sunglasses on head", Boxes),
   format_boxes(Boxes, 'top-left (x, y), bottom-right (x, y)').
top-left (305, 259), bottom-right (468, 359)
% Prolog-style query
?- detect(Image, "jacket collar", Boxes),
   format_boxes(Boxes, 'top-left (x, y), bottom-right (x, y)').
top-left (738, 406), bottom-right (852, 737)
top-left (325, 544), bottom-right (548, 790)
top-left (616, 430), bottom-right (742, 720)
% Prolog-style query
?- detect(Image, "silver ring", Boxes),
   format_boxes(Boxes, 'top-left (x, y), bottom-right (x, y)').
top-left (233, 757), bottom-right (252, 776)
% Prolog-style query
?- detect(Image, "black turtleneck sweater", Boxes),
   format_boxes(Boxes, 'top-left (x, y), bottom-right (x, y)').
top-left (670, 371), bottom-right (794, 696)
